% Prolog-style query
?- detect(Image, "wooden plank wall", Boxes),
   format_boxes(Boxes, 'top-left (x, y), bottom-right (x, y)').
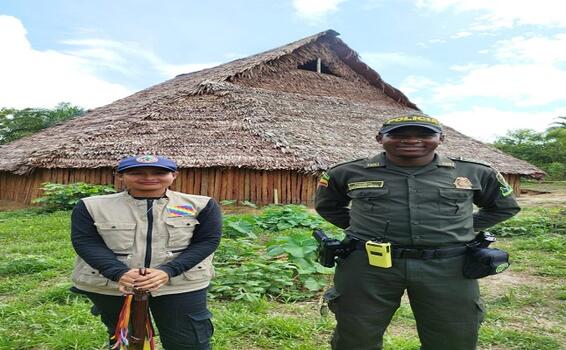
top-left (0, 168), bottom-right (320, 206)
top-left (505, 173), bottom-right (521, 197)
top-left (0, 169), bottom-right (523, 206)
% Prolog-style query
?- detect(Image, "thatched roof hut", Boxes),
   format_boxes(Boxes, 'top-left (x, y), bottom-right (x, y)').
top-left (0, 30), bottom-right (544, 205)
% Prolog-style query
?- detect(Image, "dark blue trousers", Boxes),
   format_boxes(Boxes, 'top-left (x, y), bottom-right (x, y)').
top-left (82, 288), bottom-right (213, 350)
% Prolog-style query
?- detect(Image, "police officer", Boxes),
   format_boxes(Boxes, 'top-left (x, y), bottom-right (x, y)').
top-left (315, 115), bottom-right (520, 350)
top-left (71, 155), bottom-right (222, 349)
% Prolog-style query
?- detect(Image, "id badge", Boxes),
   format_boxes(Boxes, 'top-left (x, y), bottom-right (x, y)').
top-left (365, 241), bottom-right (392, 268)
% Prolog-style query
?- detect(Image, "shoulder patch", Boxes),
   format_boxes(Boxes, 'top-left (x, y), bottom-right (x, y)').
top-left (318, 172), bottom-right (330, 188)
top-left (450, 157), bottom-right (492, 167)
top-left (496, 172), bottom-right (514, 196)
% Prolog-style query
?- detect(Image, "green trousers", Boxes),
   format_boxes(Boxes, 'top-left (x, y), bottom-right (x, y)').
top-left (327, 250), bottom-right (484, 350)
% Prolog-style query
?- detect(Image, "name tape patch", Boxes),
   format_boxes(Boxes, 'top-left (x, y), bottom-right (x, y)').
top-left (347, 181), bottom-right (384, 191)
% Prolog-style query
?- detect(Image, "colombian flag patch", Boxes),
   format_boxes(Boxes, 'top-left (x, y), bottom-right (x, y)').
top-left (318, 172), bottom-right (330, 188)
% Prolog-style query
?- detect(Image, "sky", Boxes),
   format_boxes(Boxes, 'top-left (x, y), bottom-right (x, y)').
top-left (1, 0), bottom-right (565, 142)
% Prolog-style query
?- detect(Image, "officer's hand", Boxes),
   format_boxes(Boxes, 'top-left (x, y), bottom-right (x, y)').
top-left (118, 269), bottom-right (141, 294)
top-left (133, 268), bottom-right (170, 292)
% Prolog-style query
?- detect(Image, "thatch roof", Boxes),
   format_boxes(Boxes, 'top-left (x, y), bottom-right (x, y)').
top-left (0, 30), bottom-right (544, 178)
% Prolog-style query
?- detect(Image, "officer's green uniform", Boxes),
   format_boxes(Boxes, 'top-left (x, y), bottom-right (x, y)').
top-left (315, 152), bottom-right (520, 350)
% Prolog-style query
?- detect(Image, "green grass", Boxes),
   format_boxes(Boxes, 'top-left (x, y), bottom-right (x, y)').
top-left (1, 199), bottom-right (565, 349)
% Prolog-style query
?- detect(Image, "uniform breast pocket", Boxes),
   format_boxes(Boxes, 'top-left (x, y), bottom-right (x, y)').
top-left (438, 188), bottom-right (474, 215)
top-left (348, 188), bottom-right (390, 211)
top-left (165, 218), bottom-right (199, 249)
top-left (94, 222), bottom-right (136, 251)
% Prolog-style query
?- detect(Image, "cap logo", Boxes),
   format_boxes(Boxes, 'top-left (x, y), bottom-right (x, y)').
top-left (136, 155), bottom-right (159, 163)
top-left (384, 116), bottom-right (440, 126)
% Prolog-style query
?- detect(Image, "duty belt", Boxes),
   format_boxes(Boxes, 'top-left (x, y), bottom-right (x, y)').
top-left (352, 240), bottom-right (468, 260)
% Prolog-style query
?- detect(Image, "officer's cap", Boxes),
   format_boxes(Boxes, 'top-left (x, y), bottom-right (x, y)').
top-left (379, 115), bottom-right (442, 134)
top-left (117, 155), bottom-right (177, 173)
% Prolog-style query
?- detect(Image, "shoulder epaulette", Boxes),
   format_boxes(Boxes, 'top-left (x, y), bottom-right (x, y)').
top-left (449, 157), bottom-right (492, 167)
top-left (325, 157), bottom-right (367, 171)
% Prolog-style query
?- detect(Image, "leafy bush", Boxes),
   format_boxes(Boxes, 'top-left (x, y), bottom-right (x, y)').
top-left (222, 214), bottom-right (257, 238)
top-left (255, 205), bottom-right (324, 231)
top-left (490, 208), bottom-right (566, 237)
top-left (267, 230), bottom-right (333, 292)
top-left (33, 182), bottom-right (116, 212)
top-left (211, 205), bottom-right (334, 301)
top-left (210, 239), bottom-right (301, 302)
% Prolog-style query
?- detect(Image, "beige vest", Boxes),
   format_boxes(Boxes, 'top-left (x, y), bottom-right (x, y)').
top-left (71, 190), bottom-right (214, 296)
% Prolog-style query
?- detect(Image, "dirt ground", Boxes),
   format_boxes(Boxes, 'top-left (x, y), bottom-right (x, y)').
top-left (516, 191), bottom-right (566, 208)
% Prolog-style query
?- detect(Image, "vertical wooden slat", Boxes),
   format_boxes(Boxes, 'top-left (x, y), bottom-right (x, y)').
top-left (266, 171), bottom-right (273, 204)
top-left (243, 169), bottom-right (250, 201)
top-left (290, 173), bottom-right (297, 204)
top-left (213, 168), bottom-right (222, 201)
top-left (194, 169), bottom-right (202, 196)
top-left (255, 171), bottom-right (262, 204)
top-left (287, 171), bottom-right (293, 204)
top-left (224, 168), bottom-right (233, 201)
top-left (250, 170), bottom-right (257, 203)
top-left (260, 171), bottom-right (268, 205)
top-left (300, 175), bottom-right (309, 205)
top-left (201, 169), bottom-right (209, 196)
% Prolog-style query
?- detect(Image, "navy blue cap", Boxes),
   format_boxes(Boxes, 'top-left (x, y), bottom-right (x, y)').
top-left (379, 115), bottom-right (443, 134)
top-left (117, 155), bottom-right (177, 173)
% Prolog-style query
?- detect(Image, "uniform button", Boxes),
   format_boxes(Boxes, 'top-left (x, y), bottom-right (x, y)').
top-left (412, 221), bottom-right (419, 225)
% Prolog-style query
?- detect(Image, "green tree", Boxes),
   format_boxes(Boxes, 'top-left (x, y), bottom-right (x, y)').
top-left (0, 102), bottom-right (84, 144)
top-left (546, 116), bottom-right (566, 131)
top-left (493, 122), bottom-right (566, 180)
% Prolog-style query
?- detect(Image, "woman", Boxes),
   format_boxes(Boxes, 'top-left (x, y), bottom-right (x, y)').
top-left (71, 155), bottom-right (222, 349)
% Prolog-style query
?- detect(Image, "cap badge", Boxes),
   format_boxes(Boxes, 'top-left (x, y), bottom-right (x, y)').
top-left (454, 177), bottom-right (473, 189)
top-left (136, 155), bottom-right (159, 163)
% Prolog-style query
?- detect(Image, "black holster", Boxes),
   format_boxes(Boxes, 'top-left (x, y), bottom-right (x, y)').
top-left (463, 232), bottom-right (510, 279)
top-left (312, 229), bottom-right (356, 268)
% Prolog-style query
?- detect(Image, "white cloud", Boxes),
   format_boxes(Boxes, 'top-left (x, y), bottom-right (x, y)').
top-left (361, 52), bottom-right (434, 71)
top-left (494, 34), bottom-right (566, 65)
top-left (62, 38), bottom-right (218, 79)
top-left (399, 75), bottom-right (438, 95)
top-left (416, 0), bottom-right (566, 29)
top-left (434, 64), bottom-right (566, 106)
top-left (427, 34), bottom-right (566, 107)
top-left (0, 16), bottom-right (132, 109)
top-left (0, 16), bottom-right (221, 109)
top-left (450, 31), bottom-right (472, 39)
top-left (437, 107), bottom-right (560, 142)
top-left (292, 0), bottom-right (347, 22)
top-left (157, 63), bottom-right (220, 78)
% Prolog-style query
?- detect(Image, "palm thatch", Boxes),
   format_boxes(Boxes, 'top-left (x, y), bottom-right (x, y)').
top-left (0, 29), bottom-right (543, 179)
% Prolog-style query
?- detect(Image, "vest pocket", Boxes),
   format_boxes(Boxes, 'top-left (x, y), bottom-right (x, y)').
top-left (94, 222), bottom-right (136, 251)
top-left (71, 259), bottom-right (109, 287)
top-left (165, 218), bottom-right (199, 249)
top-left (170, 257), bottom-right (214, 285)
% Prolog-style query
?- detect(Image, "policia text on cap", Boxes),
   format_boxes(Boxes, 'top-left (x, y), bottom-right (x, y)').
top-left (314, 115), bottom-right (520, 350)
